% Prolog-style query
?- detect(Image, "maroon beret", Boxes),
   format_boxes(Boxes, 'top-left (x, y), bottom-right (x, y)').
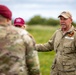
top-left (14, 17), bottom-right (25, 27)
top-left (0, 5), bottom-right (12, 20)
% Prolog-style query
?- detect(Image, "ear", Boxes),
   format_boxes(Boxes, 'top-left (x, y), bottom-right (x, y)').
top-left (7, 19), bottom-right (11, 25)
top-left (23, 25), bottom-right (26, 28)
top-left (70, 17), bottom-right (72, 21)
top-left (71, 18), bottom-right (73, 23)
top-left (21, 25), bottom-right (25, 29)
top-left (7, 19), bottom-right (10, 22)
top-left (69, 17), bottom-right (72, 23)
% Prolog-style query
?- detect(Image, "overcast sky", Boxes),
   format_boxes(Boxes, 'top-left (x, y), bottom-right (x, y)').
top-left (0, 0), bottom-right (76, 22)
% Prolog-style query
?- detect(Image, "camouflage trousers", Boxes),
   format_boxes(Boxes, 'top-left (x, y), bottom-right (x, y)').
top-left (51, 67), bottom-right (76, 75)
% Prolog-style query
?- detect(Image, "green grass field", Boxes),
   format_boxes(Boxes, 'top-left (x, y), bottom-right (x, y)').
top-left (27, 25), bottom-right (59, 75)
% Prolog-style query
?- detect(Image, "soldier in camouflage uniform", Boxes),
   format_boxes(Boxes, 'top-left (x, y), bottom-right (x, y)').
top-left (13, 17), bottom-right (41, 75)
top-left (35, 11), bottom-right (76, 75)
top-left (0, 4), bottom-right (41, 75)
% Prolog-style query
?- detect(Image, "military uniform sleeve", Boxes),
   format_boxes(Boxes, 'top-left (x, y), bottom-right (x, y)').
top-left (23, 34), bottom-right (41, 75)
top-left (35, 31), bottom-right (56, 52)
top-left (74, 30), bottom-right (76, 48)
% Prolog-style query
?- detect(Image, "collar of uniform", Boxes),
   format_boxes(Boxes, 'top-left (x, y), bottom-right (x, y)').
top-left (0, 24), bottom-right (11, 27)
top-left (60, 25), bottom-right (74, 35)
top-left (67, 25), bottom-right (74, 33)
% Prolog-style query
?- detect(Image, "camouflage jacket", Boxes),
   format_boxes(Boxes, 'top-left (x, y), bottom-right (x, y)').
top-left (36, 26), bottom-right (76, 75)
top-left (0, 25), bottom-right (41, 75)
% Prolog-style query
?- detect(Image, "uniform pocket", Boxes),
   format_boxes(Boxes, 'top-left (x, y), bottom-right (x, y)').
top-left (63, 59), bottom-right (75, 72)
top-left (63, 46), bottom-right (73, 54)
top-left (63, 38), bottom-right (75, 54)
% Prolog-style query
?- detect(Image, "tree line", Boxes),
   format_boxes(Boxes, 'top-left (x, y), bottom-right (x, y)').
top-left (27, 15), bottom-right (76, 26)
